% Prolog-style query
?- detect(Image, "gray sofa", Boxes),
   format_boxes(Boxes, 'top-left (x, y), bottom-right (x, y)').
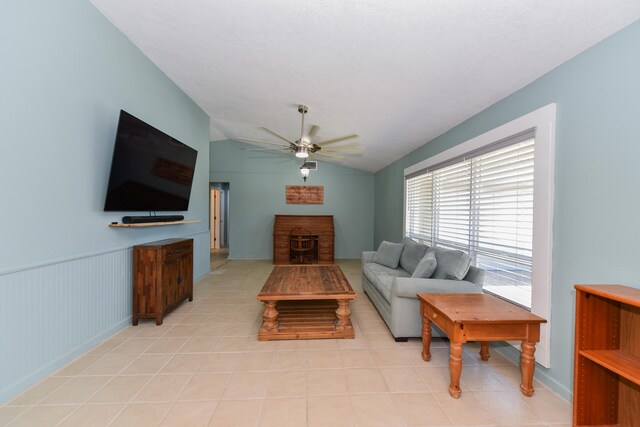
top-left (362, 238), bottom-right (485, 341)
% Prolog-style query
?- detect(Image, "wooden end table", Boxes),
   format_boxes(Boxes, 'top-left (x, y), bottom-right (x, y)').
top-left (418, 293), bottom-right (546, 398)
top-left (257, 265), bottom-right (356, 340)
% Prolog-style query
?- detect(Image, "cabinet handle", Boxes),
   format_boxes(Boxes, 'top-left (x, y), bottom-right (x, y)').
top-left (169, 249), bottom-right (183, 256)
top-left (177, 274), bottom-right (182, 287)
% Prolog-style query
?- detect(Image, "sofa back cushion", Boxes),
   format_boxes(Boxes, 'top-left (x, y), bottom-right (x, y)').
top-left (430, 247), bottom-right (472, 280)
top-left (372, 241), bottom-right (405, 269)
top-left (399, 237), bottom-right (429, 275)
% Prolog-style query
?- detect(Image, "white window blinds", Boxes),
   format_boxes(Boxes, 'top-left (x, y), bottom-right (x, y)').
top-left (406, 132), bottom-right (535, 308)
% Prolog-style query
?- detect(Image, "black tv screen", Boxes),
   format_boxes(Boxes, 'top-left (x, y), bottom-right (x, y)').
top-left (104, 110), bottom-right (198, 212)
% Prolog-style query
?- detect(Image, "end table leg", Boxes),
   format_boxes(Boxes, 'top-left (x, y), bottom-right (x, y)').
top-left (480, 341), bottom-right (490, 361)
top-left (261, 301), bottom-right (279, 332)
top-left (421, 301), bottom-right (432, 361)
top-left (449, 342), bottom-right (463, 398)
top-left (520, 341), bottom-right (536, 396)
top-left (335, 300), bottom-right (352, 331)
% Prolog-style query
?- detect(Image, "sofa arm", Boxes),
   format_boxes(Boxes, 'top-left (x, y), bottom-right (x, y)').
top-left (391, 277), bottom-right (483, 299)
top-left (362, 251), bottom-right (376, 267)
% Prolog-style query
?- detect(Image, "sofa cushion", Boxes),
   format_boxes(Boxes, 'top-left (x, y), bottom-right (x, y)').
top-left (363, 262), bottom-right (410, 285)
top-left (399, 237), bottom-right (429, 275)
top-left (372, 241), bottom-right (404, 269)
top-left (412, 250), bottom-right (437, 278)
top-left (430, 248), bottom-right (472, 280)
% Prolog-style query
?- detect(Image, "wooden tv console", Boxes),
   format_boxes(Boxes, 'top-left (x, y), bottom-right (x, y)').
top-left (132, 238), bottom-right (193, 325)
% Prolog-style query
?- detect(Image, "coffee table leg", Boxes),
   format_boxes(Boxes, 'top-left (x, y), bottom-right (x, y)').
top-left (421, 301), bottom-right (432, 361)
top-left (335, 300), bottom-right (351, 331)
top-left (449, 342), bottom-right (463, 398)
top-left (261, 301), bottom-right (279, 332)
top-left (520, 341), bottom-right (536, 396)
top-left (480, 341), bottom-right (490, 361)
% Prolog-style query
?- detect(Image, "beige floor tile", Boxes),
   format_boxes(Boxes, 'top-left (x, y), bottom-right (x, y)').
top-left (433, 391), bottom-right (497, 425)
top-left (80, 353), bottom-right (138, 375)
top-left (133, 324), bottom-right (172, 338)
top-left (212, 336), bottom-right (249, 352)
top-left (380, 367), bottom-right (430, 392)
top-left (54, 354), bottom-right (103, 376)
top-left (121, 354), bottom-right (172, 375)
top-left (519, 389), bottom-right (572, 424)
top-left (363, 333), bottom-right (398, 348)
top-left (178, 313), bottom-right (213, 324)
top-left (223, 371), bottom-right (270, 399)
top-left (163, 324), bottom-right (203, 338)
top-left (179, 336), bottom-right (220, 353)
top-left (308, 350), bottom-right (344, 369)
top-left (308, 395), bottom-right (355, 427)
top-left (40, 376), bottom-right (111, 404)
top-left (160, 401), bottom-right (218, 427)
top-left (198, 352), bottom-right (241, 372)
top-left (58, 403), bottom-right (125, 427)
top-left (266, 370), bottom-right (307, 397)
top-left (161, 353), bottom-right (206, 373)
top-left (371, 348), bottom-right (411, 367)
top-left (208, 399), bottom-right (262, 427)
top-left (341, 349), bottom-right (376, 368)
top-left (271, 350), bottom-right (308, 370)
top-left (178, 373), bottom-right (231, 401)
top-left (111, 338), bottom-right (158, 354)
top-left (474, 391), bottom-right (543, 425)
top-left (350, 393), bottom-right (403, 426)
top-left (7, 404), bottom-right (78, 427)
top-left (192, 324), bottom-right (229, 337)
top-left (133, 374), bottom-right (192, 402)
top-left (236, 351), bottom-right (275, 371)
top-left (145, 337), bottom-right (189, 354)
top-left (0, 406), bottom-right (29, 426)
top-left (308, 369), bottom-right (349, 396)
top-left (392, 393), bottom-right (452, 426)
top-left (305, 339), bottom-right (339, 350)
top-left (416, 366), bottom-right (453, 392)
top-left (88, 375), bottom-right (152, 403)
top-left (492, 365), bottom-right (545, 391)
top-left (88, 338), bottom-right (126, 354)
top-left (259, 397), bottom-right (307, 427)
top-left (345, 368), bottom-right (388, 393)
top-left (110, 402), bottom-right (172, 427)
top-left (459, 366), bottom-right (510, 392)
top-left (8, 376), bottom-right (69, 405)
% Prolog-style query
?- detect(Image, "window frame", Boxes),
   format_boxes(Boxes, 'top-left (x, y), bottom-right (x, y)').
top-left (404, 104), bottom-right (556, 368)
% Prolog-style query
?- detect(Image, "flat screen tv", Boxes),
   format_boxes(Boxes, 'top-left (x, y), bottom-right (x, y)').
top-left (104, 110), bottom-right (198, 212)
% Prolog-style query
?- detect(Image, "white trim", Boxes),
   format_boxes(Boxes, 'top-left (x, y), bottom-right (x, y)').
top-left (404, 103), bottom-right (556, 368)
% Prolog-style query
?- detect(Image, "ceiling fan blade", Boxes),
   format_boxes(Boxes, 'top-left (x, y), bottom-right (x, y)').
top-left (316, 134), bottom-right (358, 146)
top-left (307, 125), bottom-right (320, 140)
top-left (236, 137), bottom-right (288, 148)
top-left (245, 148), bottom-right (290, 152)
top-left (313, 152), bottom-right (344, 159)
top-left (321, 145), bottom-right (363, 151)
top-left (260, 127), bottom-right (297, 145)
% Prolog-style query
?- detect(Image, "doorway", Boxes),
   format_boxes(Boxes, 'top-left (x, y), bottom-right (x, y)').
top-left (210, 182), bottom-right (229, 271)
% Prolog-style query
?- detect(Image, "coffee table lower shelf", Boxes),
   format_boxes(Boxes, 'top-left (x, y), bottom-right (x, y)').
top-left (258, 300), bottom-right (354, 341)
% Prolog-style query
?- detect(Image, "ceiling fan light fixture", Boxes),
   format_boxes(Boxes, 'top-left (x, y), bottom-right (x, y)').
top-left (300, 161), bottom-right (311, 182)
top-left (295, 146), bottom-right (309, 158)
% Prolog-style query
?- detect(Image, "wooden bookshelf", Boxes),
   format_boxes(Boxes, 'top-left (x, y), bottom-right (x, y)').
top-left (109, 220), bottom-right (200, 228)
top-left (573, 284), bottom-right (640, 427)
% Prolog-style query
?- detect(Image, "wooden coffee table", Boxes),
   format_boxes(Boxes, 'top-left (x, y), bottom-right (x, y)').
top-left (257, 265), bottom-right (356, 340)
top-left (418, 293), bottom-right (546, 398)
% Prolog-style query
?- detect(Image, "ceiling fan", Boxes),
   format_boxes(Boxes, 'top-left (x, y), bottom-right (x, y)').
top-left (237, 105), bottom-right (363, 160)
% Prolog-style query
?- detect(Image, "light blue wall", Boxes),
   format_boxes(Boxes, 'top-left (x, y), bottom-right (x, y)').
top-left (0, 0), bottom-right (210, 403)
top-left (210, 140), bottom-right (375, 259)
top-left (373, 21), bottom-right (640, 399)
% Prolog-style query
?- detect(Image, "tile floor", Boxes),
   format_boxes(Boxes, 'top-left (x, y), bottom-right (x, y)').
top-left (0, 260), bottom-right (572, 426)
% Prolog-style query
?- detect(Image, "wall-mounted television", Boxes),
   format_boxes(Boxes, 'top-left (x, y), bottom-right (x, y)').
top-left (104, 110), bottom-right (198, 212)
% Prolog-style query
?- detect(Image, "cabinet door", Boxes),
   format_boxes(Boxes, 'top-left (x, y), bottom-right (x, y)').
top-left (176, 254), bottom-right (193, 301)
top-left (162, 260), bottom-right (180, 308)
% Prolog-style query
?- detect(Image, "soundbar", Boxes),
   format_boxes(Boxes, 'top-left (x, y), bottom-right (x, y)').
top-left (122, 215), bottom-right (184, 224)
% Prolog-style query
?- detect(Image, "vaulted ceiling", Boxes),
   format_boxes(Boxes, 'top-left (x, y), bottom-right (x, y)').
top-left (90, 0), bottom-right (640, 172)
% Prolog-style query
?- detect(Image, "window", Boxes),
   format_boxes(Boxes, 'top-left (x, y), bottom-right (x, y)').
top-left (406, 133), bottom-right (535, 308)
top-left (404, 104), bottom-right (555, 368)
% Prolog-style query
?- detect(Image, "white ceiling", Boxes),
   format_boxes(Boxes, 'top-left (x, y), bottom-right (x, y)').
top-left (90, 0), bottom-right (640, 172)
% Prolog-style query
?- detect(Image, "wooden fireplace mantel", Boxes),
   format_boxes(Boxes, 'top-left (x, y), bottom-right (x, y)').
top-left (273, 215), bottom-right (334, 264)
